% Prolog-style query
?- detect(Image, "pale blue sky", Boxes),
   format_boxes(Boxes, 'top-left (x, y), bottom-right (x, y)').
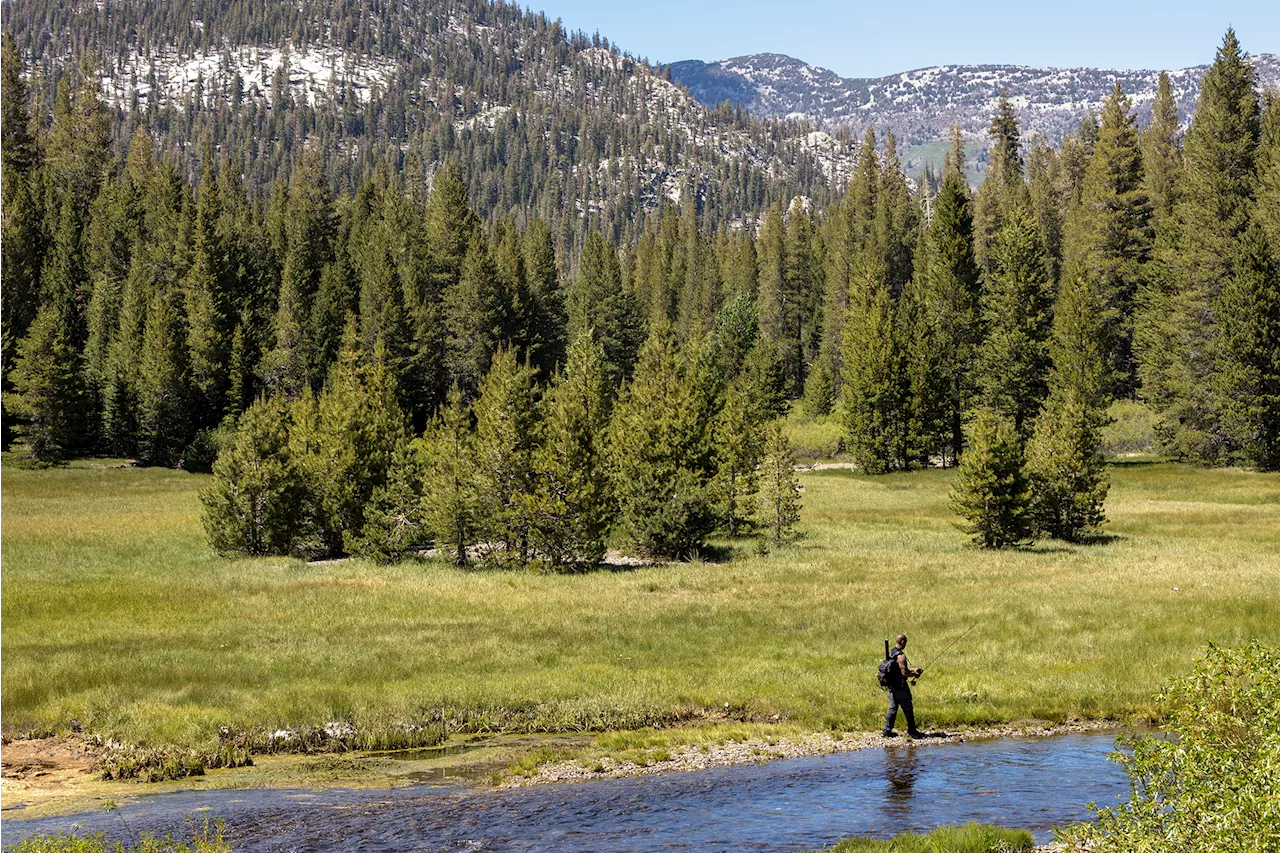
top-left (526, 1), bottom-right (1278, 78)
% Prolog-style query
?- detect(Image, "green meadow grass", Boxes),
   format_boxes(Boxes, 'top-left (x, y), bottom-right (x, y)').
top-left (820, 823), bottom-right (1034, 852)
top-left (2, 457), bottom-right (1278, 753)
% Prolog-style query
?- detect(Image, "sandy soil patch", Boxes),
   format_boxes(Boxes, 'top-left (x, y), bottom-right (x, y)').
top-left (1, 736), bottom-right (101, 806)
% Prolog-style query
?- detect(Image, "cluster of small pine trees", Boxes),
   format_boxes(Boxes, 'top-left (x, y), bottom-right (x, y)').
top-left (202, 313), bottom-right (801, 567)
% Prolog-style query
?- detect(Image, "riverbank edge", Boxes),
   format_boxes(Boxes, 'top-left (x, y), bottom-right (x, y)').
top-left (500, 718), bottom-right (1127, 787)
top-left (0, 718), bottom-right (1130, 822)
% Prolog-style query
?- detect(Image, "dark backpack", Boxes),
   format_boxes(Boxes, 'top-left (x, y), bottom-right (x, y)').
top-left (877, 650), bottom-right (902, 689)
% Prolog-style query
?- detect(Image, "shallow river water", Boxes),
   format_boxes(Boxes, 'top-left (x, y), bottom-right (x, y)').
top-left (4, 732), bottom-right (1130, 852)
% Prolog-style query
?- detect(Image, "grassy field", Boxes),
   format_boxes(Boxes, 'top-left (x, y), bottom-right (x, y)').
top-left (2, 456), bottom-right (1278, 755)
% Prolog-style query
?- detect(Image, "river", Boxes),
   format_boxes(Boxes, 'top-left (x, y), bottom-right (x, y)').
top-left (3, 732), bottom-right (1130, 851)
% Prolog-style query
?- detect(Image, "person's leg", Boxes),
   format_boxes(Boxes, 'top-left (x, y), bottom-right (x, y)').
top-left (902, 690), bottom-right (920, 736)
top-left (883, 689), bottom-right (900, 735)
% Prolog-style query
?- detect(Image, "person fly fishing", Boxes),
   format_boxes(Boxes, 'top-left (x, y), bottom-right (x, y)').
top-left (882, 634), bottom-right (923, 738)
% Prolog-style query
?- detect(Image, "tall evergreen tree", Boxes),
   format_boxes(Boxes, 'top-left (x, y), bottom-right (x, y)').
top-left (567, 231), bottom-right (640, 384)
top-left (6, 300), bottom-right (87, 462)
top-left (527, 330), bottom-right (614, 571)
top-left (1063, 83), bottom-right (1152, 396)
top-left (136, 289), bottom-right (191, 466)
top-left (919, 129), bottom-right (983, 462)
top-left (1142, 72), bottom-right (1183, 226)
top-left (840, 260), bottom-right (907, 473)
top-left (421, 385), bottom-right (479, 567)
top-left (974, 93), bottom-right (1028, 274)
top-left (1214, 223), bottom-right (1280, 469)
top-left (472, 347), bottom-right (541, 568)
top-left (1138, 29), bottom-right (1262, 463)
top-left (978, 205), bottom-right (1054, 433)
top-left (444, 231), bottom-right (506, 395)
top-left (608, 330), bottom-right (716, 559)
top-left (1025, 389), bottom-right (1110, 541)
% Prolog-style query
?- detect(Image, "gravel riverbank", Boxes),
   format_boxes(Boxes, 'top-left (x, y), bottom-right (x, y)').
top-left (504, 719), bottom-right (1124, 787)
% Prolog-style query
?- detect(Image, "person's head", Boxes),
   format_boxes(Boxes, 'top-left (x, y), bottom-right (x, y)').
top-left (896, 634), bottom-right (908, 649)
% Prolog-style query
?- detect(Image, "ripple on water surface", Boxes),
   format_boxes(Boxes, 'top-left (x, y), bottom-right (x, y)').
top-left (4, 733), bottom-right (1130, 851)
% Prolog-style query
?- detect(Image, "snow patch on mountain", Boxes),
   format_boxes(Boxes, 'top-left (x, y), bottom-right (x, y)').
top-left (671, 53), bottom-right (1280, 149)
top-left (97, 43), bottom-right (399, 109)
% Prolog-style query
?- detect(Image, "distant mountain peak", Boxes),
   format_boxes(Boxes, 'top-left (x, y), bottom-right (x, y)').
top-left (671, 51), bottom-right (1280, 152)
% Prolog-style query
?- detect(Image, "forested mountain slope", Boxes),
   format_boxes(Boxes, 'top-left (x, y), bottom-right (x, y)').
top-left (3, 0), bottom-right (857, 244)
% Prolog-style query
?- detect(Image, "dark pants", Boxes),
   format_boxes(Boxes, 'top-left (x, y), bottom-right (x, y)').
top-left (884, 685), bottom-right (917, 734)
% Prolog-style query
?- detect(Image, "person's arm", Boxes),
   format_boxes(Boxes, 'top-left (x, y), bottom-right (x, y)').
top-left (899, 653), bottom-right (922, 679)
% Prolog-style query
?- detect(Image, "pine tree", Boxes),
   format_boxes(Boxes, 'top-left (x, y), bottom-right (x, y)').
top-left (1063, 83), bottom-right (1152, 396)
top-left (899, 273), bottom-right (950, 467)
top-left (840, 259), bottom-right (907, 473)
top-left (1025, 390), bottom-right (1109, 541)
top-left (426, 160), bottom-right (480, 294)
top-left (949, 407), bottom-right (1033, 549)
top-left (6, 301), bottom-right (87, 463)
top-left (1025, 138), bottom-right (1065, 281)
top-left (444, 231), bottom-right (506, 396)
top-left (1050, 272), bottom-right (1114, 413)
top-left (345, 436), bottom-right (427, 565)
top-left (755, 418), bottom-right (801, 549)
top-left (136, 290), bottom-right (191, 467)
top-left (1139, 29), bottom-right (1262, 463)
top-left (567, 231), bottom-right (641, 384)
top-left (1142, 72), bottom-right (1183, 226)
top-left (295, 327), bottom-right (406, 556)
top-left (472, 346), bottom-right (540, 568)
top-left (259, 267), bottom-right (312, 399)
top-left (713, 375), bottom-right (763, 535)
top-left (974, 94), bottom-right (1028, 274)
top-left (607, 330), bottom-right (716, 559)
top-left (1257, 91), bottom-right (1280, 260)
top-left (527, 330), bottom-right (613, 571)
top-left (1, 34), bottom-right (37, 177)
top-left (802, 359), bottom-right (835, 417)
top-left (978, 205), bottom-right (1054, 433)
top-left (875, 130), bottom-right (918, 296)
top-left (704, 290), bottom-right (759, 387)
top-left (201, 394), bottom-right (303, 556)
top-left (183, 241), bottom-right (226, 424)
top-left (421, 385), bottom-right (479, 567)
top-left (1214, 223), bottom-right (1280, 469)
top-left (522, 218), bottom-right (566, 377)
top-left (755, 203), bottom-right (795, 392)
top-left (919, 130), bottom-right (983, 462)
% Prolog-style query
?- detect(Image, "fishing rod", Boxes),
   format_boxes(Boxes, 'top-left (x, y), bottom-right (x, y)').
top-left (919, 617), bottom-right (987, 672)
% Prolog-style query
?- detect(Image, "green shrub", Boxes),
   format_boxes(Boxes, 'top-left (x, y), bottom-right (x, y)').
top-left (820, 822), bottom-right (1033, 852)
top-left (10, 818), bottom-right (230, 852)
top-left (1057, 642), bottom-right (1280, 853)
top-left (1100, 399), bottom-right (1160, 457)
top-left (785, 413), bottom-right (844, 461)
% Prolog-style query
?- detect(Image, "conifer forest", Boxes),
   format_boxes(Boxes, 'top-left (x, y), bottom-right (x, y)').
top-left (2, 0), bottom-right (1279, 560)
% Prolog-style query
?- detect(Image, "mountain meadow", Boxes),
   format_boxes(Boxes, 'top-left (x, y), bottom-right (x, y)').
top-left (1, 0), bottom-right (1279, 845)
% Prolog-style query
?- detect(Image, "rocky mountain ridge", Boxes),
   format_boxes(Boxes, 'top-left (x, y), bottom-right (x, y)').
top-left (670, 51), bottom-right (1280, 149)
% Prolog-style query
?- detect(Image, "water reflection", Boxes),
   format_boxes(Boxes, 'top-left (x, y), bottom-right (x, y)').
top-left (883, 746), bottom-right (919, 818)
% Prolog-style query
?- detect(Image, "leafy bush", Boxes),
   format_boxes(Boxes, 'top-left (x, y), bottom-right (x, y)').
top-left (785, 413), bottom-right (844, 461)
top-left (821, 822), bottom-right (1033, 852)
top-left (1057, 642), bottom-right (1280, 853)
top-left (1100, 399), bottom-right (1160, 457)
top-left (10, 818), bottom-right (230, 852)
